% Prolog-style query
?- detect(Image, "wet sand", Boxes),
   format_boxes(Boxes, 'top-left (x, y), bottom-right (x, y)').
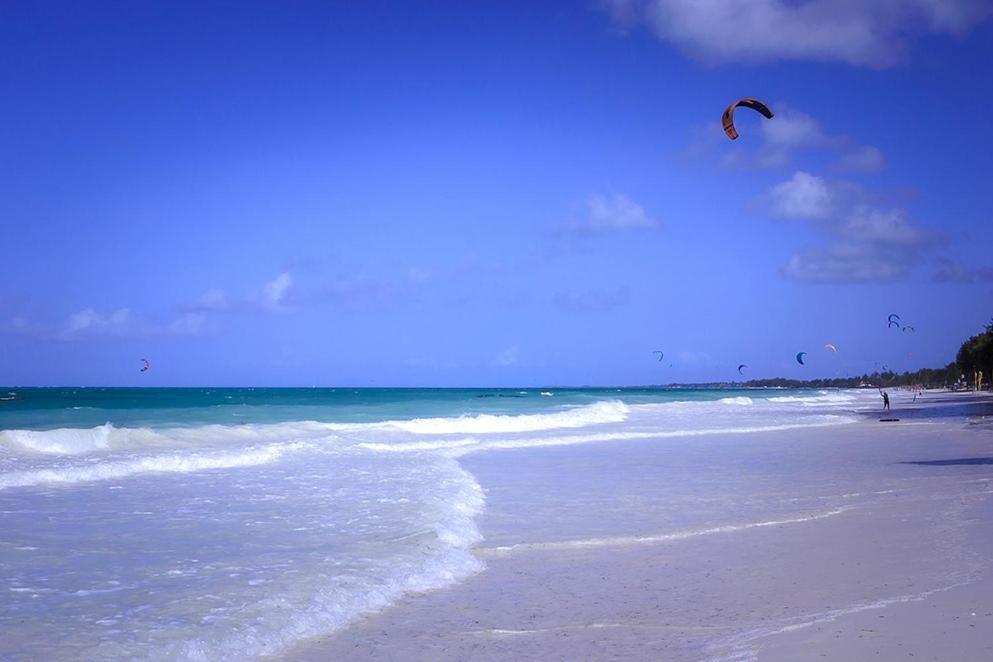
top-left (287, 392), bottom-right (993, 661)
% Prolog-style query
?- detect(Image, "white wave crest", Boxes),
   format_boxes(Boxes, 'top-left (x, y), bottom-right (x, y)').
top-left (0, 442), bottom-right (309, 490)
top-left (389, 400), bottom-right (629, 435)
top-left (1, 423), bottom-right (115, 455)
top-left (0, 401), bottom-right (629, 457)
top-left (357, 438), bottom-right (478, 453)
top-left (353, 415), bottom-right (854, 456)
top-left (768, 393), bottom-right (857, 406)
top-left (719, 396), bottom-right (754, 406)
top-left (0, 421), bottom-right (344, 456)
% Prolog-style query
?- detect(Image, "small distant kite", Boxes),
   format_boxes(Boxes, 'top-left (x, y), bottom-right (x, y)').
top-left (140, 358), bottom-right (150, 373)
top-left (653, 351), bottom-right (664, 362)
top-left (722, 98), bottom-right (774, 140)
top-left (887, 313), bottom-right (902, 329)
top-left (824, 343), bottom-right (838, 353)
top-left (738, 364), bottom-right (747, 375)
top-left (796, 352), bottom-right (807, 366)
top-left (903, 325), bottom-right (915, 333)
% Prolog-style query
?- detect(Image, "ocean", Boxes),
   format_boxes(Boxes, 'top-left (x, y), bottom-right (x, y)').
top-left (0, 386), bottom-right (876, 659)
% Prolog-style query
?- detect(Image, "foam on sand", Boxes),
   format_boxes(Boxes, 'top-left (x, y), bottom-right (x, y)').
top-left (481, 507), bottom-right (854, 555)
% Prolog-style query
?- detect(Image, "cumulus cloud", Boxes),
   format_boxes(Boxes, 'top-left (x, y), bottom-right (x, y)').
top-left (783, 242), bottom-right (917, 283)
top-left (7, 271), bottom-right (296, 342)
top-left (190, 288), bottom-right (229, 312)
top-left (606, 0), bottom-right (993, 67)
top-left (188, 272), bottom-right (296, 315)
top-left (720, 106), bottom-right (885, 172)
top-left (932, 257), bottom-right (993, 283)
top-left (770, 171), bottom-right (835, 219)
top-left (56, 308), bottom-right (208, 340)
top-left (769, 171), bottom-right (933, 283)
top-left (259, 272), bottom-right (293, 312)
top-left (559, 193), bottom-right (661, 236)
top-left (166, 312), bottom-right (211, 336)
top-left (62, 308), bottom-right (133, 338)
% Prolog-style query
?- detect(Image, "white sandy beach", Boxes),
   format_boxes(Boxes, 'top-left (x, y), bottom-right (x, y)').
top-left (288, 392), bottom-right (993, 661)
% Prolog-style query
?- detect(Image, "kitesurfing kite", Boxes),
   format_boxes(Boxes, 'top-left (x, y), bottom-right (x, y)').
top-left (737, 364), bottom-right (747, 375)
top-left (887, 313), bottom-right (901, 329)
top-left (903, 325), bottom-right (915, 333)
top-left (139, 358), bottom-right (150, 373)
top-left (653, 351), bottom-right (664, 362)
top-left (796, 352), bottom-right (807, 365)
top-left (722, 98), bottom-right (774, 140)
top-left (824, 343), bottom-right (838, 353)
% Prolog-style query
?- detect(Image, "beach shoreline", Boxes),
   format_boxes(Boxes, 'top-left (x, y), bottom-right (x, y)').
top-left (287, 391), bottom-right (993, 661)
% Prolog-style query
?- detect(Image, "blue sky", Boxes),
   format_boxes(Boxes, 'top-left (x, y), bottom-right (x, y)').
top-left (2, 1), bottom-right (992, 386)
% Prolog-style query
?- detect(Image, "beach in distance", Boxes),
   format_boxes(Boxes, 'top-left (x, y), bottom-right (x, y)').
top-left (3, 387), bottom-right (993, 660)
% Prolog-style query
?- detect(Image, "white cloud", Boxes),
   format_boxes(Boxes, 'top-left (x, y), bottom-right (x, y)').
top-left (62, 308), bottom-right (132, 338)
top-left (932, 257), bottom-right (993, 283)
top-left (192, 288), bottom-right (229, 312)
top-left (761, 109), bottom-right (828, 150)
top-left (56, 307), bottom-right (207, 340)
top-left (588, 194), bottom-right (659, 231)
top-left (606, 0), bottom-right (993, 67)
top-left (166, 312), bottom-right (210, 336)
top-left (769, 171), bottom-right (933, 283)
top-left (560, 193), bottom-right (661, 235)
top-left (783, 243), bottom-right (915, 283)
top-left (259, 272), bottom-right (293, 312)
top-left (770, 171), bottom-right (834, 219)
top-left (721, 105), bottom-right (885, 172)
top-left (840, 206), bottom-right (924, 246)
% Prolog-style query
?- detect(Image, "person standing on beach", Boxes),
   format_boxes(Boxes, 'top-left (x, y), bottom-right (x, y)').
top-left (882, 390), bottom-right (891, 411)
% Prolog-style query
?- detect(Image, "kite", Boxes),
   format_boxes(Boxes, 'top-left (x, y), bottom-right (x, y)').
top-left (140, 358), bottom-right (150, 373)
top-left (796, 352), bottom-right (807, 365)
top-left (653, 351), bottom-right (664, 362)
top-left (722, 98), bottom-right (774, 140)
top-left (903, 325), bottom-right (915, 333)
top-left (824, 343), bottom-right (838, 352)
top-left (738, 364), bottom-right (747, 375)
top-left (887, 314), bottom-right (902, 329)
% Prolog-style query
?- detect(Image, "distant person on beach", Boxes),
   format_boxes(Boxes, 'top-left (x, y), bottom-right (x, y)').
top-left (882, 390), bottom-right (890, 411)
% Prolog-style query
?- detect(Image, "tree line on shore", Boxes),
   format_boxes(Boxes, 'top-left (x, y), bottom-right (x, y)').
top-left (734, 319), bottom-right (993, 390)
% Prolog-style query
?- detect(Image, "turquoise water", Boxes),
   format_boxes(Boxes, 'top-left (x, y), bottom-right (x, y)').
top-left (0, 386), bottom-right (767, 430)
top-left (0, 387), bottom-right (872, 659)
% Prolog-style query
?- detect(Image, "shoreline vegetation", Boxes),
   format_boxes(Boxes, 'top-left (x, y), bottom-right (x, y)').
top-left (677, 319), bottom-right (993, 391)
